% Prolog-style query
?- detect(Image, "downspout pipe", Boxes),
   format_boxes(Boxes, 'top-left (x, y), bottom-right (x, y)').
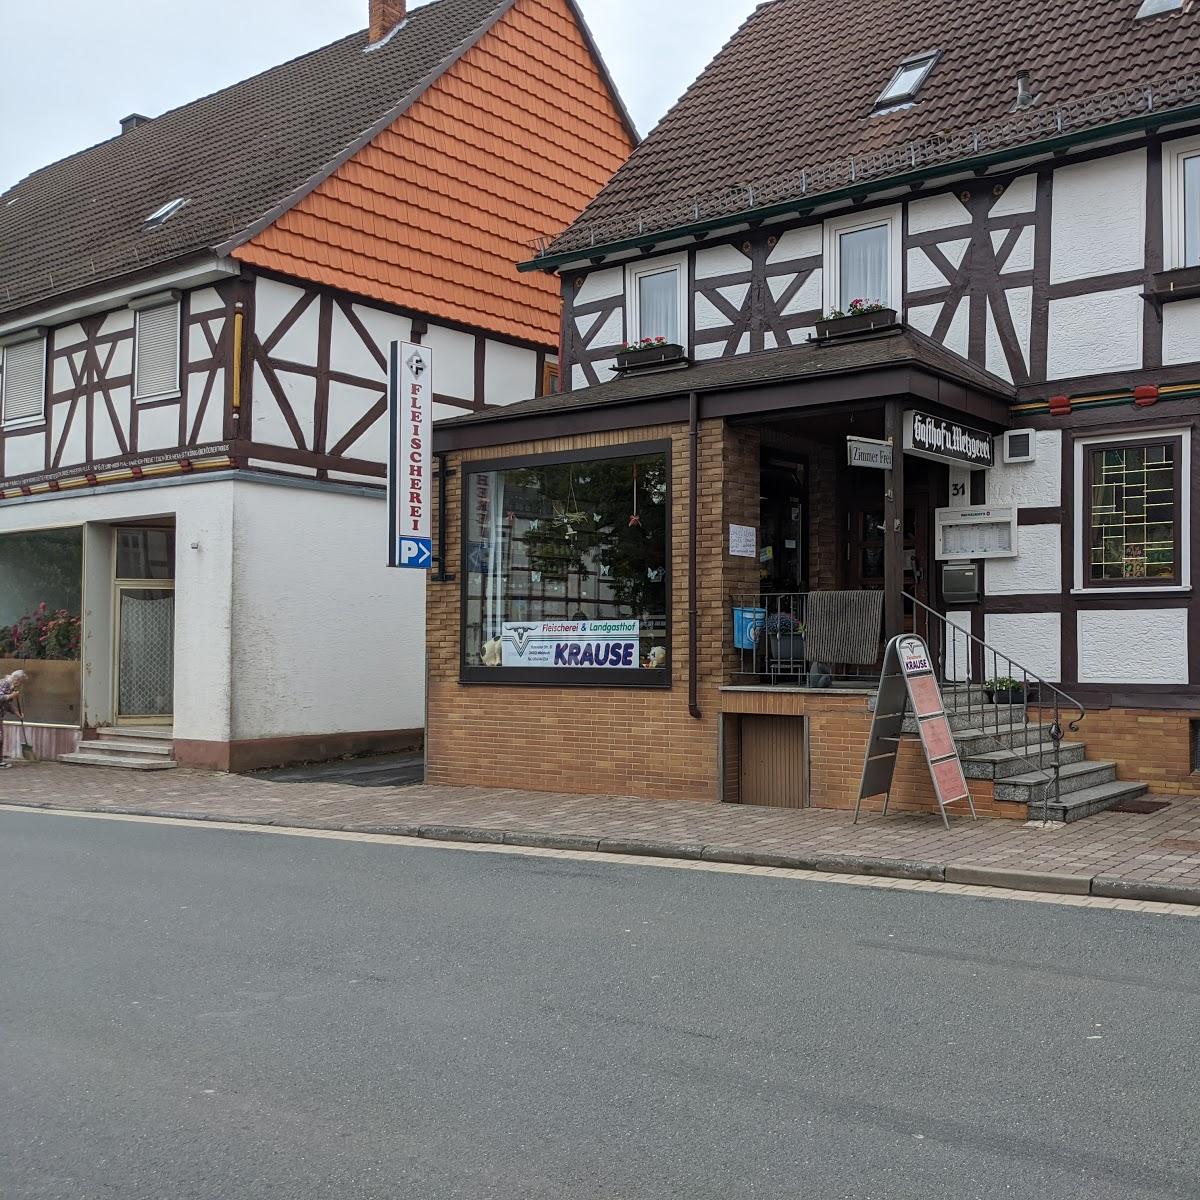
top-left (688, 391), bottom-right (701, 720)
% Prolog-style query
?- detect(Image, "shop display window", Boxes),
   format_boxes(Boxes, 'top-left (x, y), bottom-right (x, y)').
top-left (0, 527), bottom-right (83, 724)
top-left (462, 445), bottom-right (670, 685)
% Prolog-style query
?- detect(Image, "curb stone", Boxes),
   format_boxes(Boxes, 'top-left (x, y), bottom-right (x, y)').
top-left (598, 838), bottom-right (705, 860)
top-left (418, 824), bottom-right (505, 845)
top-left (6, 801), bottom-right (1200, 907)
top-left (1090, 876), bottom-right (1200, 906)
top-left (946, 864), bottom-right (1092, 895)
top-left (503, 831), bottom-right (603, 852)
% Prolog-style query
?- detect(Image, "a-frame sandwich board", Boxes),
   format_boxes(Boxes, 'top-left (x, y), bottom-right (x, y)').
top-left (855, 634), bottom-right (977, 830)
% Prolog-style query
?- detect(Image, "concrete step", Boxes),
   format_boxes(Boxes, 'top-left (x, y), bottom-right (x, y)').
top-left (993, 759), bottom-right (1118, 804)
top-left (95, 726), bottom-right (173, 742)
top-left (1037, 779), bottom-right (1149, 824)
top-left (951, 723), bottom-right (1061, 755)
top-left (84, 738), bottom-right (174, 757)
top-left (59, 751), bottom-right (177, 771)
top-left (962, 741), bottom-right (1088, 780)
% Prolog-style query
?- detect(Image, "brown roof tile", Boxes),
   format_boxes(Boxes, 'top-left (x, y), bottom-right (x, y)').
top-left (544, 0), bottom-right (1199, 257)
top-left (0, 0), bottom-right (510, 316)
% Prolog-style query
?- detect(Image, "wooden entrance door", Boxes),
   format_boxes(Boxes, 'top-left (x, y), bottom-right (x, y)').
top-left (739, 716), bottom-right (807, 808)
top-left (845, 476), bottom-right (932, 617)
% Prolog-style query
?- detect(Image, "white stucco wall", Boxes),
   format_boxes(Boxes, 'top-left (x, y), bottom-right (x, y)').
top-left (945, 610), bottom-right (973, 682)
top-left (983, 612), bottom-right (1061, 682)
top-left (1077, 609), bottom-right (1188, 684)
top-left (483, 340), bottom-right (537, 407)
top-left (575, 266), bottom-right (624, 305)
top-left (1046, 287), bottom-right (1144, 379)
top-left (0, 479), bottom-right (236, 742)
top-left (985, 524), bottom-right (1061, 595)
top-left (1163, 299), bottom-right (1200, 366)
top-left (986, 429), bottom-right (1061, 507)
top-left (229, 481), bottom-right (424, 741)
top-left (1050, 150), bottom-right (1146, 284)
top-left (907, 191), bottom-right (970, 233)
top-left (695, 244), bottom-right (751, 278)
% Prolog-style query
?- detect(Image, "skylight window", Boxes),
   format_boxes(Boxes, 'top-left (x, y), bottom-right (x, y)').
top-left (1136, 0), bottom-right (1182, 16)
top-left (875, 51), bottom-right (940, 110)
top-left (144, 197), bottom-right (188, 228)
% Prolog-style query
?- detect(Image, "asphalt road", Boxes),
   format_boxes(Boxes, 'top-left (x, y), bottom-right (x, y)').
top-left (2, 810), bottom-right (1198, 1200)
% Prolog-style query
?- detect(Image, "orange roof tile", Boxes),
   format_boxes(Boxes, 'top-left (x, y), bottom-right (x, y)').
top-left (233, 0), bottom-right (634, 347)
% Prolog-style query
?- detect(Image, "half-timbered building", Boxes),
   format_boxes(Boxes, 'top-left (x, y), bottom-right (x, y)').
top-left (0, 0), bottom-right (635, 769)
top-left (427, 0), bottom-right (1200, 819)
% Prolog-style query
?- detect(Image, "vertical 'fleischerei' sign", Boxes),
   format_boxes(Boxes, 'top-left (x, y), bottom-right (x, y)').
top-left (389, 341), bottom-right (433, 570)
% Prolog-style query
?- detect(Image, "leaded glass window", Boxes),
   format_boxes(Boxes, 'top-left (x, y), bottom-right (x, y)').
top-left (1087, 441), bottom-right (1179, 585)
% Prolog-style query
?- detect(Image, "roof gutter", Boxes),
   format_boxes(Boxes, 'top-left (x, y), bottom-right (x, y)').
top-left (518, 102), bottom-right (1200, 274)
top-left (0, 254), bottom-right (239, 338)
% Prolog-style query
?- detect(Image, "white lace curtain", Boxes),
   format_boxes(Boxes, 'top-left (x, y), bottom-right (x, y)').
top-left (637, 270), bottom-right (679, 342)
top-left (839, 225), bottom-right (890, 307)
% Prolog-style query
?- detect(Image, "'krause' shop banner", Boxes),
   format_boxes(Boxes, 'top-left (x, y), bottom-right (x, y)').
top-left (501, 621), bottom-right (640, 669)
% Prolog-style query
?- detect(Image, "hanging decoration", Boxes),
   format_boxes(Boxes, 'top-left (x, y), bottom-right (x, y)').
top-left (628, 463), bottom-right (642, 528)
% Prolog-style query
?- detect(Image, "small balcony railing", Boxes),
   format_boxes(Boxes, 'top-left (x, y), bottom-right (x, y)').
top-left (730, 591), bottom-right (885, 686)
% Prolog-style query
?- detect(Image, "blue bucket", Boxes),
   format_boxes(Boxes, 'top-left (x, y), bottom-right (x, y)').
top-left (732, 606), bottom-right (766, 651)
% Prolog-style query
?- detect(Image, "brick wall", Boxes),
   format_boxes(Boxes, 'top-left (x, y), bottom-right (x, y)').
top-left (719, 688), bottom-right (1021, 819)
top-left (428, 418), bottom-right (762, 802)
top-left (1078, 707), bottom-right (1200, 797)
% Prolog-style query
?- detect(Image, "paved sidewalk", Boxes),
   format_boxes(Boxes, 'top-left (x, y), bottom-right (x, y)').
top-left (5, 762), bottom-right (1200, 904)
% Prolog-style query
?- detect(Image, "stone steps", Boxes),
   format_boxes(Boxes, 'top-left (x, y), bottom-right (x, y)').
top-left (993, 758), bottom-right (1118, 803)
top-left (60, 726), bottom-right (176, 771)
top-left (59, 751), bottom-right (177, 771)
top-left (962, 741), bottom-right (1087, 780)
top-left (869, 683), bottom-right (1146, 822)
top-left (1035, 779), bottom-right (1151, 824)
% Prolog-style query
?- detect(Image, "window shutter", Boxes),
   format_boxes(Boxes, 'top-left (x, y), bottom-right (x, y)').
top-left (134, 303), bottom-right (180, 398)
top-left (1, 337), bottom-right (46, 425)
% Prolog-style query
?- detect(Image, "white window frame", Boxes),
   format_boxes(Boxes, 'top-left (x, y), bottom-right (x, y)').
top-left (0, 333), bottom-right (48, 430)
top-left (1163, 134), bottom-right (1200, 270)
top-left (822, 206), bottom-right (903, 314)
top-left (625, 253), bottom-right (688, 349)
top-left (131, 297), bottom-right (182, 401)
top-left (1072, 427), bottom-right (1191, 594)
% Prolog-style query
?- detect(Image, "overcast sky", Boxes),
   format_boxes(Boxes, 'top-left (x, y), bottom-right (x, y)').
top-left (0, 0), bottom-right (758, 194)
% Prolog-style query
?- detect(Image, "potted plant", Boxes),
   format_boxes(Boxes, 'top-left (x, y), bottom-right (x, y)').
top-left (984, 675), bottom-right (1026, 705)
top-left (765, 612), bottom-right (806, 666)
top-left (613, 336), bottom-right (687, 372)
top-left (814, 298), bottom-right (897, 340)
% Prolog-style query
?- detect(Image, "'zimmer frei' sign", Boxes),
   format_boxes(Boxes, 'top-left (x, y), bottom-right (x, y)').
top-left (903, 410), bottom-right (995, 468)
top-left (388, 341), bottom-right (433, 570)
top-left (501, 621), bottom-right (641, 669)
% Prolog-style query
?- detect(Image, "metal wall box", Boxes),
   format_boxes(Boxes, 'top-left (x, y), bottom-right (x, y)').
top-left (942, 562), bottom-right (981, 605)
top-left (1003, 429), bottom-right (1036, 464)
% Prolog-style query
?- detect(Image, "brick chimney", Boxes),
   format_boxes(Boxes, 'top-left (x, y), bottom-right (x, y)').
top-left (369, 0), bottom-right (406, 44)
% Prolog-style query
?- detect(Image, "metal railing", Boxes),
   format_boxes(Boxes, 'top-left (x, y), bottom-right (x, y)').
top-left (905, 593), bottom-right (1086, 824)
top-left (730, 592), bottom-right (881, 687)
top-left (535, 67), bottom-right (1200, 258)
top-left (729, 589), bottom-right (1087, 823)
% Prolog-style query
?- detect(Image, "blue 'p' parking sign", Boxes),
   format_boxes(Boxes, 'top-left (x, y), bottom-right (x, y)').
top-left (388, 341), bottom-right (433, 570)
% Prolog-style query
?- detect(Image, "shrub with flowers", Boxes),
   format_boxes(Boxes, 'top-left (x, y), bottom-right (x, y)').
top-left (620, 336), bottom-right (671, 353)
top-left (822, 298), bottom-right (889, 321)
top-left (0, 603), bottom-right (82, 661)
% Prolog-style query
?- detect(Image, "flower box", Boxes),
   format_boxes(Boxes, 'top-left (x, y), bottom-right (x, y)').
top-left (814, 308), bottom-right (898, 341)
top-left (770, 632), bottom-right (807, 665)
top-left (614, 342), bottom-right (688, 372)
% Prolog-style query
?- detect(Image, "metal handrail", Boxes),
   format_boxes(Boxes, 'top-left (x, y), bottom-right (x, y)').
top-left (904, 592), bottom-right (1086, 824)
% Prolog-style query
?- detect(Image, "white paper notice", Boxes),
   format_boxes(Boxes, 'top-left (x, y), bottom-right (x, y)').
top-left (729, 524), bottom-right (757, 559)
